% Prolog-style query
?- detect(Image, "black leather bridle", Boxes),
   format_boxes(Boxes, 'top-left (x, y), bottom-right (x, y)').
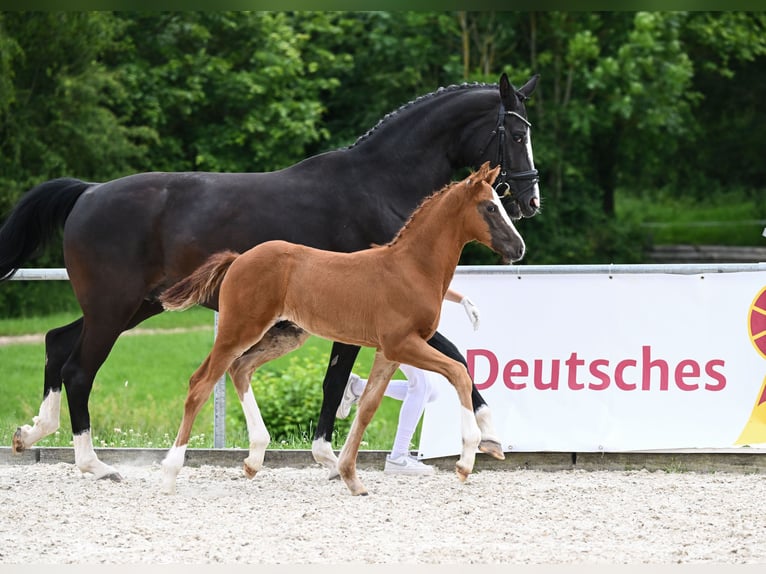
top-left (478, 101), bottom-right (539, 212)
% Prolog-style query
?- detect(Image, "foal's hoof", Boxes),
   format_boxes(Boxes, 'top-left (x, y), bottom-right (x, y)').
top-left (11, 428), bottom-right (26, 454)
top-left (455, 464), bottom-right (470, 483)
top-left (478, 439), bottom-right (506, 460)
top-left (243, 463), bottom-right (258, 479)
top-left (98, 472), bottom-right (123, 482)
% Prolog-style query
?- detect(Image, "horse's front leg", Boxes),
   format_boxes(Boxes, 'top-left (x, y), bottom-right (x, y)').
top-left (227, 322), bottom-right (309, 478)
top-left (337, 351), bottom-right (399, 496)
top-left (428, 330), bottom-right (505, 460)
top-left (311, 342), bottom-right (361, 479)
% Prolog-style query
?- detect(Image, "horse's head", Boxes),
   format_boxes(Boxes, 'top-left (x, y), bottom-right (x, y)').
top-left (464, 162), bottom-right (525, 264)
top-left (478, 73), bottom-right (541, 220)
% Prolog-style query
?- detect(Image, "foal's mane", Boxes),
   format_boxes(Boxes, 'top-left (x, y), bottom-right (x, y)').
top-left (381, 180), bottom-right (455, 249)
top-left (347, 82), bottom-right (496, 150)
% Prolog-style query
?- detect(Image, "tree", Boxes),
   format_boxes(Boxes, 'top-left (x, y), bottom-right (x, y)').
top-left (0, 12), bottom-right (147, 211)
top-left (109, 11), bottom-right (349, 173)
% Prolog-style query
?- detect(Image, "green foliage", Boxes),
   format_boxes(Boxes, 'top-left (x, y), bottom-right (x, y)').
top-left (616, 184), bottom-right (766, 246)
top-left (246, 343), bottom-right (351, 444)
top-left (1, 11), bottom-right (765, 281)
top-left (110, 11), bottom-right (349, 172)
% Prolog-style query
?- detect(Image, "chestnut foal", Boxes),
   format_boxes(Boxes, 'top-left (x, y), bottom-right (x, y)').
top-left (159, 162), bottom-right (525, 495)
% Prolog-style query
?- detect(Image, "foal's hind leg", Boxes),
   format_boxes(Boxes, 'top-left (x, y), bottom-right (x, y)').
top-left (162, 318), bottom-right (273, 494)
top-left (227, 322), bottom-right (309, 478)
top-left (428, 330), bottom-right (505, 460)
top-left (12, 318), bottom-right (82, 453)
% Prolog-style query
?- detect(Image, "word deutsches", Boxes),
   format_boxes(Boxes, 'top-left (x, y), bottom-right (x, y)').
top-left (468, 345), bottom-right (726, 392)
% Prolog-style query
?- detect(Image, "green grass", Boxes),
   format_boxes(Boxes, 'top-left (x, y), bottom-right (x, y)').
top-left (616, 187), bottom-right (766, 246)
top-left (0, 306), bottom-right (217, 336)
top-left (0, 308), bottom-right (409, 451)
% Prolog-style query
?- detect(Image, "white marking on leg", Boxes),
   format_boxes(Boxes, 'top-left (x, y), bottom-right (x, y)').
top-left (73, 431), bottom-right (121, 480)
top-left (241, 387), bottom-right (269, 475)
top-left (458, 405), bottom-right (481, 476)
top-left (311, 438), bottom-right (339, 479)
top-left (475, 404), bottom-right (500, 444)
top-left (16, 391), bottom-right (61, 447)
top-left (161, 443), bottom-right (187, 495)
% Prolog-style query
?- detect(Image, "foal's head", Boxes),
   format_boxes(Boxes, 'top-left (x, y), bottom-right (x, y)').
top-left (462, 162), bottom-right (526, 264)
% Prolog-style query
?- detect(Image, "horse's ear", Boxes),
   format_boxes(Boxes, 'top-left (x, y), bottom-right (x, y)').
top-left (499, 73), bottom-right (514, 107)
top-left (517, 74), bottom-right (540, 101)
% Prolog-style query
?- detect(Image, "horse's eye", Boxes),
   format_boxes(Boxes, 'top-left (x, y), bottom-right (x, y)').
top-left (512, 132), bottom-right (525, 144)
top-left (486, 204), bottom-right (497, 213)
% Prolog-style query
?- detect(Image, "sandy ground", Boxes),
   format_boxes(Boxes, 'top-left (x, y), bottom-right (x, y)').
top-left (1, 461), bottom-right (765, 565)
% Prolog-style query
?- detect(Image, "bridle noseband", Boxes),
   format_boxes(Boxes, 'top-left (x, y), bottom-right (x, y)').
top-left (478, 100), bottom-right (539, 211)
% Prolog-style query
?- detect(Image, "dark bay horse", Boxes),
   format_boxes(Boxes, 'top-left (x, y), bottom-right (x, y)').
top-left (0, 73), bottom-right (540, 480)
top-left (159, 163), bottom-right (525, 495)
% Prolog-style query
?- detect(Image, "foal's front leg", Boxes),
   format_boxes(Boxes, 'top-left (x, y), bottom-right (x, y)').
top-left (428, 331), bottom-right (504, 460)
top-left (337, 351), bottom-right (400, 496)
top-left (389, 336), bottom-right (482, 482)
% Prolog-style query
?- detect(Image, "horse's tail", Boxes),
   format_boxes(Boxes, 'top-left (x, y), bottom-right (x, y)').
top-left (160, 250), bottom-right (240, 311)
top-left (0, 178), bottom-right (92, 281)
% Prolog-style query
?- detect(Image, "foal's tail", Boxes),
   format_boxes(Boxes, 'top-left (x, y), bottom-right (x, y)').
top-left (160, 251), bottom-right (240, 311)
top-left (0, 178), bottom-right (92, 280)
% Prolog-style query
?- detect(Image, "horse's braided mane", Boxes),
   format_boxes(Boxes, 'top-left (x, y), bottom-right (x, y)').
top-left (346, 81), bottom-right (496, 150)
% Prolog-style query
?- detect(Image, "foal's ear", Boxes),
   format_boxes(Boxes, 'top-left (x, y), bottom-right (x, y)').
top-left (476, 161), bottom-right (492, 179)
top-left (485, 164), bottom-right (501, 186)
top-left (466, 161), bottom-right (497, 189)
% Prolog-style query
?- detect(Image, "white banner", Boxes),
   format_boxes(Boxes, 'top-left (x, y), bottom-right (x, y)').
top-left (418, 268), bottom-right (766, 458)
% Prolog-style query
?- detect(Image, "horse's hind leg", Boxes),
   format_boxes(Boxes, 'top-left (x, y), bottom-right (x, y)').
top-left (63, 300), bottom-right (164, 481)
top-left (311, 342), bottom-right (361, 479)
top-left (428, 330), bottom-right (505, 460)
top-left (12, 318), bottom-right (83, 453)
top-left (227, 322), bottom-right (309, 478)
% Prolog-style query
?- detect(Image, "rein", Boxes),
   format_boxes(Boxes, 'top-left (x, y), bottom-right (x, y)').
top-left (478, 100), bottom-right (539, 209)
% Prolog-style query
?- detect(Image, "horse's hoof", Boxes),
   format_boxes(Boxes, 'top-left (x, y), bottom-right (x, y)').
top-left (11, 428), bottom-right (25, 454)
top-left (98, 472), bottom-right (123, 482)
top-left (327, 468), bottom-right (340, 481)
top-left (478, 439), bottom-right (505, 460)
top-left (455, 464), bottom-right (470, 483)
top-left (243, 463), bottom-right (258, 479)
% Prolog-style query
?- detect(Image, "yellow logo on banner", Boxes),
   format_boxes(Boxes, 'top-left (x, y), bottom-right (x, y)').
top-left (735, 286), bottom-right (766, 445)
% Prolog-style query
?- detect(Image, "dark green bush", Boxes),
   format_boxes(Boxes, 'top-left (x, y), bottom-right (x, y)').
top-left (246, 344), bottom-right (353, 443)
